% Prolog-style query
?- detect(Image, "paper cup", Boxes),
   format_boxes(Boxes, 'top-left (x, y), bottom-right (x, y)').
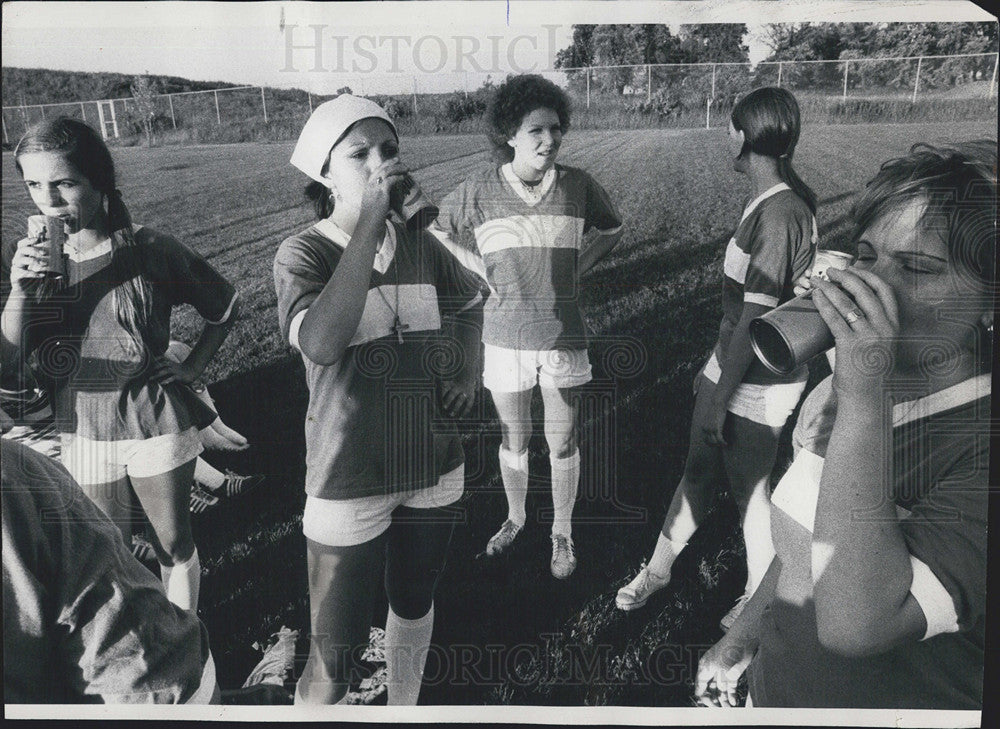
top-left (749, 249), bottom-right (853, 375)
top-left (392, 175), bottom-right (439, 231)
top-left (27, 215), bottom-right (67, 280)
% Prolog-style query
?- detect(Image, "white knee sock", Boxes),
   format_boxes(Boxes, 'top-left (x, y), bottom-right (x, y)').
top-left (160, 549), bottom-right (200, 613)
top-left (742, 491), bottom-right (775, 595)
top-left (498, 446), bottom-right (529, 527)
top-left (647, 533), bottom-right (687, 579)
top-left (194, 458), bottom-right (226, 491)
top-left (549, 450), bottom-right (580, 538)
top-left (384, 604), bottom-right (435, 706)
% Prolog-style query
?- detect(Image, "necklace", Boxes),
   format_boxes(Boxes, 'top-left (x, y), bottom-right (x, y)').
top-left (373, 252), bottom-right (408, 344)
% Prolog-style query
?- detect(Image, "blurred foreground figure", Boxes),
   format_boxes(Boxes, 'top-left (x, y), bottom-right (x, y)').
top-left (2, 438), bottom-right (219, 703)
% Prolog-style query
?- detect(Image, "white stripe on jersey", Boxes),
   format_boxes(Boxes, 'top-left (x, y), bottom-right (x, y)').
top-left (288, 284), bottom-right (441, 352)
top-left (474, 215), bottom-right (584, 257)
top-left (724, 237), bottom-right (751, 283)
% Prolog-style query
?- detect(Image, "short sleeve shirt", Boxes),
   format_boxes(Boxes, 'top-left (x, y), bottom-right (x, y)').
top-left (2, 439), bottom-right (214, 703)
top-left (2, 227), bottom-right (237, 441)
top-left (749, 374), bottom-right (991, 709)
top-left (273, 219), bottom-right (482, 500)
top-left (717, 184), bottom-right (816, 384)
top-left (437, 163), bottom-right (622, 351)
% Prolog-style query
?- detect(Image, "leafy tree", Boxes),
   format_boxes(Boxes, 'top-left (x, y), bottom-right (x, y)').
top-left (128, 74), bottom-right (160, 146)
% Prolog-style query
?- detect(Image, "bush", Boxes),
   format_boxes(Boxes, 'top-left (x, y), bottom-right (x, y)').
top-left (443, 93), bottom-right (487, 125)
top-left (632, 87), bottom-right (686, 119)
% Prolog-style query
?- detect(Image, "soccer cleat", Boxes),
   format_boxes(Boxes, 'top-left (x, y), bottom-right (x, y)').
top-left (131, 533), bottom-right (158, 564)
top-left (485, 519), bottom-right (522, 556)
top-left (220, 471), bottom-right (264, 498)
top-left (719, 593), bottom-right (751, 633)
top-left (615, 563), bottom-right (671, 611)
top-left (550, 534), bottom-right (577, 579)
top-left (189, 485), bottom-right (219, 513)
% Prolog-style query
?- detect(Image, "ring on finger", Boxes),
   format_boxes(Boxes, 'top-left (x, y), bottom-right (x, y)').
top-left (844, 308), bottom-right (864, 325)
top-left (377, 176), bottom-right (384, 184)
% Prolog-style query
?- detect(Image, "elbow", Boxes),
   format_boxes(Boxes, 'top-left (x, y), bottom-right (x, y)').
top-left (298, 335), bottom-right (342, 367)
top-left (815, 612), bottom-right (886, 658)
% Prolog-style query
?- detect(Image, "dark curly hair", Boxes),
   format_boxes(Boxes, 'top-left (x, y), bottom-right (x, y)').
top-left (485, 75), bottom-right (571, 163)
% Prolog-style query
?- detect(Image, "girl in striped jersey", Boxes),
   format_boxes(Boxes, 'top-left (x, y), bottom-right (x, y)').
top-left (696, 142), bottom-right (995, 709)
top-left (274, 96), bottom-right (483, 705)
top-left (617, 88), bottom-right (817, 622)
top-left (433, 75), bottom-right (624, 579)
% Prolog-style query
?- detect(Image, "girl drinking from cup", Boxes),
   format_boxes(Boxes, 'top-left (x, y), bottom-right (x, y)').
top-left (274, 95), bottom-right (483, 705)
top-left (2, 117), bottom-right (239, 613)
top-left (616, 88), bottom-right (817, 626)
top-left (695, 140), bottom-right (994, 710)
top-left (433, 74), bottom-right (624, 579)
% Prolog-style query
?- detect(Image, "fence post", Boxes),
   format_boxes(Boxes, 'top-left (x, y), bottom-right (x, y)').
top-left (647, 65), bottom-right (652, 102)
top-left (2, 115), bottom-right (7, 145)
top-left (412, 78), bottom-right (419, 116)
top-left (168, 94), bottom-right (176, 128)
top-left (777, 62), bottom-right (783, 87)
top-left (912, 56), bottom-right (923, 103)
top-left (80, 102), bottom-right (86, 121)
top-left (260, 87), bottom-right (268, 124)
top-left (711, 63), bottom-right (717, 100)
top-left (307, 92), bottom-right (313, 112)
top-left (40, 105), bottom-right (46, 119)
top-left (842, 60), bottom-right (849, 99)
top-left (706, 97), bottom-right (711, 129)
top-left (990, 54), bottom-right (998, 99)
top-left (586, 69), bottom-right (591, 109)
top-left (214, 90), bottom-right (221, 125)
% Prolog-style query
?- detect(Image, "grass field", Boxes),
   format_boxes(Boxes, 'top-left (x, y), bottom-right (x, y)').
top-left (2, 119), bottom-right (995, 704)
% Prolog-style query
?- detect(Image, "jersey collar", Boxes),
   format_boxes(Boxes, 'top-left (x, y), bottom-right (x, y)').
top-left (502, 163), bottom-right (557, 206)
top-left (892, 372), bottom-right (992, 427)
top-left (740, 182), bottom-right (791, 225)
top-left (314, 218), bottom-right (396, 274)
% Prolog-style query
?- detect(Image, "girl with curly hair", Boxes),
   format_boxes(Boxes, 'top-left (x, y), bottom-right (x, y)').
top-left (434, 74), bottom-right (624, 578)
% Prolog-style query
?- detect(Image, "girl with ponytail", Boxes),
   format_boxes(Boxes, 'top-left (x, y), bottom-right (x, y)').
top-left (2, 117), bottom-right (239, 614)
top-left (616, 88), bottom-right (818, 628)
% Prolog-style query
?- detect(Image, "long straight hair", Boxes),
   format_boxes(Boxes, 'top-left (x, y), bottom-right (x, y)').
top-left (15, 117), bottom-right (152, 356)
top-left (731, 87), bottom-right (817, 215)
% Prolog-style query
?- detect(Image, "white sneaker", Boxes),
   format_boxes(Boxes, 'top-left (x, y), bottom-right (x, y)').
top-left (486, 519), bottom-right (522, 556)
top-left (719, 593), bottom-right (751, 632)
top-left (615, 563), bottom-right (670, 611)
top-left (550, 534), bottom-right (577, 579)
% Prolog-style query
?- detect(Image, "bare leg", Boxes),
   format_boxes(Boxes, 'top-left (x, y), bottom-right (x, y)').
top-left (539, 386), bottom-right (579, 537)
top-left (81, 477), bottom-right (135, 542)
top-left (295, 536), bottom-right (384, 705)
top-left (489, 389), bottom-right (534, 527)
top-left (721, 414), bottom-right (782, 594)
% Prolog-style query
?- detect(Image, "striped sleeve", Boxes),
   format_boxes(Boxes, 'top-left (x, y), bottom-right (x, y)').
top-left (743, 205), bottom-right (810, 309)
top-left (900, 449), bottom-right (989, 639)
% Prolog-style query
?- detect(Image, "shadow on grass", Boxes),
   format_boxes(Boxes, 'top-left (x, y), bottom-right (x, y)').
top-left (196, 215), bottom-right (835, 702)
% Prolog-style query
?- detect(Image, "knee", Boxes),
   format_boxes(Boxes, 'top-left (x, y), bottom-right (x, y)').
top-left (158, 531), bottom-right (195, 565)
top-left (385, 571), bottom-right (438, 619)
top-left (543, 424), bottom-right (575, 459)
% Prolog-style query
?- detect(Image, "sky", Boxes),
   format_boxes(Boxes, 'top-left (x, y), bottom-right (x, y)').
top-left (2, 1), bottom-right (996, 98)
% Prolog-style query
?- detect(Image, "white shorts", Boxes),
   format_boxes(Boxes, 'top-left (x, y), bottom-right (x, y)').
top-left (483, 343), bottom-right (592, 393)
top-left (702, 353), bottom-right (807, 428)
top-left (60, 427), bottom-right (203, 485)
top-left (302, 463), bottom-right (465, 547)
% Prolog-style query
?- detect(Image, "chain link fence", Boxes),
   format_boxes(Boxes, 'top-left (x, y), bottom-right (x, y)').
top-left (3, 52), bottom-right (996, 146)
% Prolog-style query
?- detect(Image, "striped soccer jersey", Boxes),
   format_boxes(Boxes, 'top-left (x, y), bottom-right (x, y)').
top-left (748, 374), bottom-right (991, 709)
top-left (437, 163), bottom-right (622, 351)
top-left (717, 183), bottom-right (817, 385)
top-left (273, 218), bottom-right (482, 501)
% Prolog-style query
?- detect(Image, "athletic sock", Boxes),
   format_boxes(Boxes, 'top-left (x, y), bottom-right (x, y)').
top-left (549, 450), bottom-right (580, 538)
top-left (384, 604), bottom-right (435, 706)
top-left (194, 458), bottom-right (226, 491)
top-left (160, 548), bottom-right (201, 613)
top-left (498, 446), bottom-right (529, 527)
top-left (647, 533), bottom-right (686, 579)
